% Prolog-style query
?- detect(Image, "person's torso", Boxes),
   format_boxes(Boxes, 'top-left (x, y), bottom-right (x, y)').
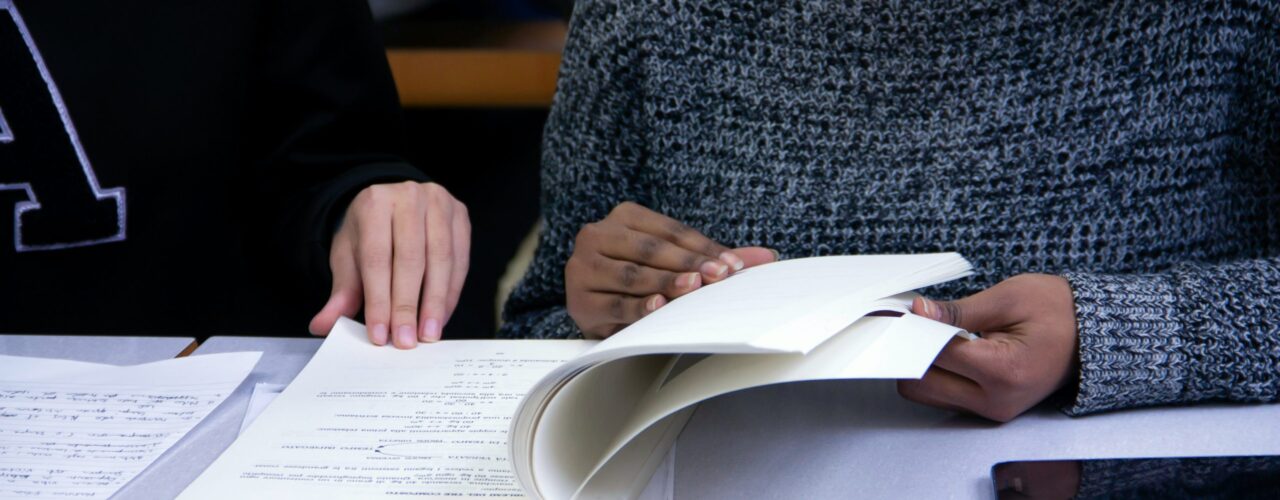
top-left (0, 0), bottom-right (302, 334)
top-left (623, 0), bottom-right (1280, 296)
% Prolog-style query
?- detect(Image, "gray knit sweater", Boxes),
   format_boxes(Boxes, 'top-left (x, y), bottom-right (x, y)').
top-left (500, 0), bottom-right (1280, 416)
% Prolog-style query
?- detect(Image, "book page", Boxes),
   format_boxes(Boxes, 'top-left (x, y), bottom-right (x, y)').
top-left (178, 318), bottom-right (594, 500)
top-left (596, 314), bottom-right (961, 475)
top-left (588, 254), bottom-right (971, 358)
top-left (519, 355), bottom-right (673, 498)
top-left (509, 255), bottom-right (972, 498)
top-left (0, 352), bottom-right (260, 499)
top-left (529, 314), bottom-right (962, 498)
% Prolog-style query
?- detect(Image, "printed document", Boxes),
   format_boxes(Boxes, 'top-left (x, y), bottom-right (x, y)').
top-left (178, 327), bottom-right (592, 499)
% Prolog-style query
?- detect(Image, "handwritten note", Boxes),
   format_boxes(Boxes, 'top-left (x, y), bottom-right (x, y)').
top-left (0, 352), bottom-right (260, 499)
top-left (179, 318), bottom-right (592, 499)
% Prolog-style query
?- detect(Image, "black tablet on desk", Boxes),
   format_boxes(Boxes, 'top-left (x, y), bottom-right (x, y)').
top-left (992, 455), bottom-right (1280, 499)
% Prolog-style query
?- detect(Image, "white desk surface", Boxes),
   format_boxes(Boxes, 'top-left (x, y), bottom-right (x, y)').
top-left (675, 380), bottom-right (1280, 499)
top-left (0, 334), bottom-right (195, 365)
top-left (20, 335), bottom-right (1276, 499)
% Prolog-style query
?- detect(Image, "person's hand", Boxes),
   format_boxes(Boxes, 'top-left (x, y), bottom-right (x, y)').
top-left (897, 274), bottom-right (1078, 422)
top-left (566, 201), bottom-right (776, 338)
top-left (308, 181), bottom-right (471, 349)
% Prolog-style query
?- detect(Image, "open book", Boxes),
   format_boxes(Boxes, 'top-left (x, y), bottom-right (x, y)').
top-left (180, 254), bottom-right (972, 500)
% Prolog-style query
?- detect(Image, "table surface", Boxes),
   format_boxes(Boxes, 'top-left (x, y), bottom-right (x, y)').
top-left (676, 380), bottom-right (1280, 499)
top-left (6, 334), bottom-right (1280, 499)
top-left (0, 334), bottom-right (195, 364)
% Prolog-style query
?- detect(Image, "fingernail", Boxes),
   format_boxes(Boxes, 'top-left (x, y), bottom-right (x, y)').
top-left (769, 249), bottom-right (780, 261)
top-left (370, 324), bottom-right (389, 346)
top-left (719, 252), bottom-right (744, 271)
top-left (676, 272), bottom-right (701, 290)
top-left (396, 325), bottom-right (416, 348)
top-left (700, 260), bottom-right (728, 278)
top-left (924, 299), bottom-right (942, 321)
top-left (646, 295), bottom-right (667, 312)
top-left (421, 319), bottom-right (441, 342)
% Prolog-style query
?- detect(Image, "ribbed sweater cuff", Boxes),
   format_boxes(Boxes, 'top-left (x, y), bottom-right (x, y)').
top-left (1060, 272), bottom-right (1187, 416)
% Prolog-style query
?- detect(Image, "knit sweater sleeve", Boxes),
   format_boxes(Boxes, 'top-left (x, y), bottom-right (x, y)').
top-left (1061, 256), bottom-right (1280, 415)
top-left (497, 0), bottom-right (647, 339)
top-left (1073, 456), bottom-right (1280, 498)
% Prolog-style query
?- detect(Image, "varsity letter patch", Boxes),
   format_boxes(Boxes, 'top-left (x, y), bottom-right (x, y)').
top-left (0, 0), bottom-right (125, 251)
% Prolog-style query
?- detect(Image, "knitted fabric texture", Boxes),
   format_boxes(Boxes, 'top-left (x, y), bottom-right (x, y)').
top-left (1074, 456), bottom-right (1280, 498)
top-left (500, 0), bottom-right (1280, 415)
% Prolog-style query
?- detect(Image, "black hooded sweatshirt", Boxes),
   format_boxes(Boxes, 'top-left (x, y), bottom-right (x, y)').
top-left (0, 0), bottom-right (428, 335)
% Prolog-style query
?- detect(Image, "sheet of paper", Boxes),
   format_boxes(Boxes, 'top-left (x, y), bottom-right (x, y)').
top-left (179, 318), bottom-right (594, 500)
top-left (0, 352), bottom-right (261, 499)
top-left (607, 314), bottom-right (962, 462)
top-left (590, 254), bottom-right (972, 357)
top-left (635, 444), bottom-right (675, 500)
top-left (238, 383), bottom-right (285, 435)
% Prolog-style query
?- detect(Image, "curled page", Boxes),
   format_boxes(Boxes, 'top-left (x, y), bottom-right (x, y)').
top-left (509, 254), bottom-right (973, 499)
top-left (527, 314), bottom-right (964, 499)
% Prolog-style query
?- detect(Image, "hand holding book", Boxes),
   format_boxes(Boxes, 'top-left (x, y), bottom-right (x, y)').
top-left (565, 201), bottom-right (776, 338)
top-left (900, 274), bottom-right (1080, 422)
top-left (566, 201), bottom-right (1081, 423)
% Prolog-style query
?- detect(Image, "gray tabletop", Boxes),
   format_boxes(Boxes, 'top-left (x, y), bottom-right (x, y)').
top-left (675, 380), bottom-right (1280, 499)
top-left (102, 336), bottom-right (1280, 500)
top-left (0, 334), bottom-right (195, 365)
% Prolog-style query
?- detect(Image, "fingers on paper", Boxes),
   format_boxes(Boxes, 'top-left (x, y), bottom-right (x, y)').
top-left (310, 230), bottom-right (364, 339)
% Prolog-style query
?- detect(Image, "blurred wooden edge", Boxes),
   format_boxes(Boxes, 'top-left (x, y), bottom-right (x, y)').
top-left (176, 339), bottom-right (199, 357)
top-left (387, 49), bottom-right (562, 108)
top-left (384, 21), bottom-right (567, 108)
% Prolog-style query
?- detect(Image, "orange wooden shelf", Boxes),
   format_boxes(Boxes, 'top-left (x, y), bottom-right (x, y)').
top-left (387, 49), bottom-right (561, 108)
top-left (384, 21), bottom-right (567, 108)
